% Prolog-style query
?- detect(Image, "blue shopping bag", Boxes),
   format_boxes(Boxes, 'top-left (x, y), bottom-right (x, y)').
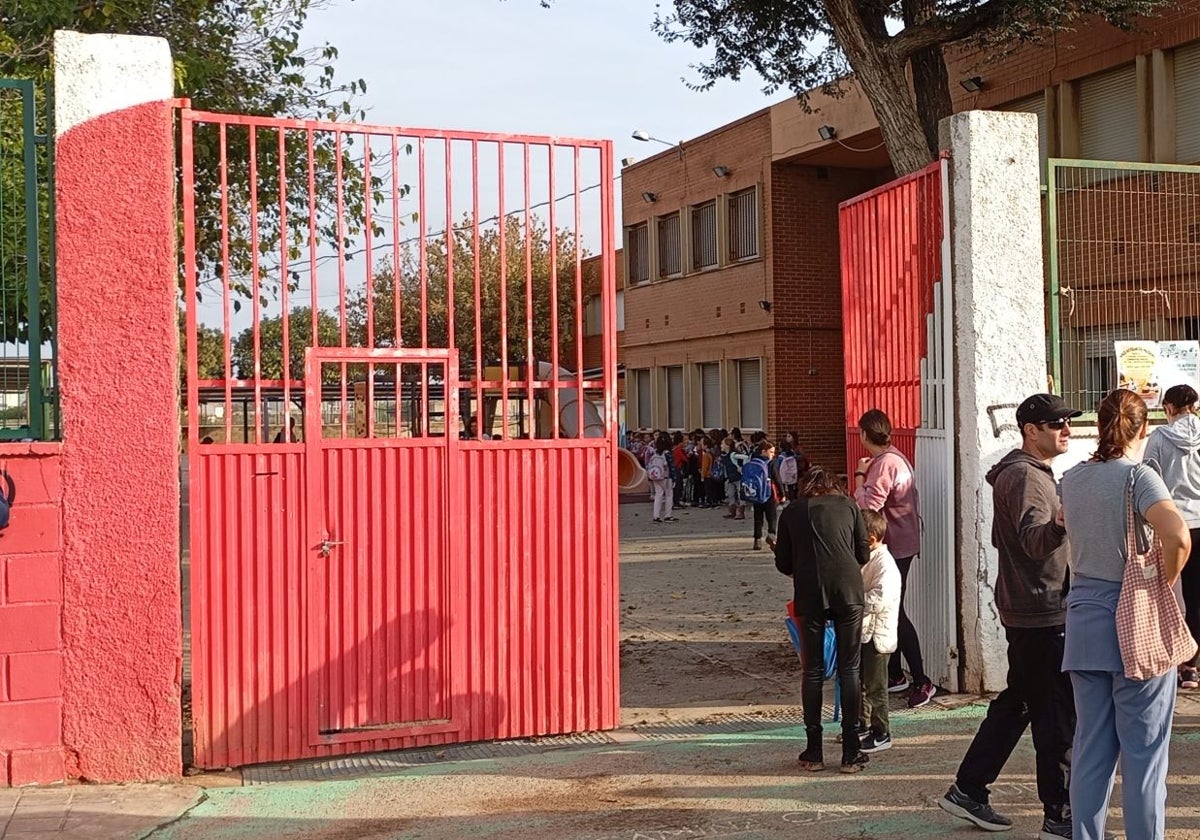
top-left (784, 601), bottom-right (841, 721)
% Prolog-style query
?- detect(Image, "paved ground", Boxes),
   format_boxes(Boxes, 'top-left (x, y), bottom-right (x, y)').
top-left (10, 498), bottom-right (1200, 838)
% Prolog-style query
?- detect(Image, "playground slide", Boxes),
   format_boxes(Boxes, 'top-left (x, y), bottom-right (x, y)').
top-left (534, 362), bottom-right (646, 494)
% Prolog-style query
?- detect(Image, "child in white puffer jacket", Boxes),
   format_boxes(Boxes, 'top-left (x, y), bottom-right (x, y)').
top-left (859, 508), bottom-right (901, 753)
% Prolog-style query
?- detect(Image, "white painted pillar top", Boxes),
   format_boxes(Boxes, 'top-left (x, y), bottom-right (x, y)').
top-left (54, 30), bottom-right (172, 136)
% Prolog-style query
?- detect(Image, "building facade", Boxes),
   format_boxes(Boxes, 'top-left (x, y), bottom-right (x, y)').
top-left (620, 3), bottom-right (1200, 472)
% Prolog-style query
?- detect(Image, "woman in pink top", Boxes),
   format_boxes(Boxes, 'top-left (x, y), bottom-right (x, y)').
top-left (853, 409), bottom-right (934, 709)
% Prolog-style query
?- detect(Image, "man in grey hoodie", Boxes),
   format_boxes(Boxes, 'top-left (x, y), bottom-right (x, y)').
top-left (1145, 383), bottom-right (1200, 688)
top-left (940, 393), bottom-right (1081, 839)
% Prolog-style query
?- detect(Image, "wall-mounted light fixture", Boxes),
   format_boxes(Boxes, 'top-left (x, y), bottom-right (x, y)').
top-left (712, 165), bottom-right (731, 178)
top-left (960, 76), bottom-right (985, 93)
top-left (641, 191), bottom-right (658, 204)
top-left (621, 156), bottom-right (636, 167)
top-left (758, 300), bottom-right (772, 312)
top-left (817, 125), bottom-right (837, 141)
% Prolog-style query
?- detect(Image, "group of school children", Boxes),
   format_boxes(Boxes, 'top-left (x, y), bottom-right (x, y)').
top-left (630, 427), bottom-right (809, 534)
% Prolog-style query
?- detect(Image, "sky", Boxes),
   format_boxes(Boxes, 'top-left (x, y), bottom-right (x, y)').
top-left (300, 0), bottom-right (784, 219)
top-left (191, 0), bottom-right (788, 333)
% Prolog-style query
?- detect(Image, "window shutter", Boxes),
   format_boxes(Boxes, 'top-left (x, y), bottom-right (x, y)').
top-left (1079, 65), bottom-right (1139, 162)
top-left (666, 366), bottom-right (684, 429)
top-left (1176, 44), bottom-right (1200, 163)
top-left (634, 370), bottom-right (651, 429)
top-left (657, 213), bottom-right (681, 278)
top-left (737, 359), bottom-right (762, 429)
top-left (701, 363), bottom-right (721, 427)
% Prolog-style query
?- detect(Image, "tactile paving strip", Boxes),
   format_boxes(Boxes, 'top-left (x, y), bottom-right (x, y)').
top-left (242, 732), bottom-right (616, 784)
top-left (241, 705), bottom-right (876, 784)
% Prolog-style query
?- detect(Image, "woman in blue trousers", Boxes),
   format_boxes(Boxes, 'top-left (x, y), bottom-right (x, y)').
top-left (1060, 389), bottom-right (1191, 840)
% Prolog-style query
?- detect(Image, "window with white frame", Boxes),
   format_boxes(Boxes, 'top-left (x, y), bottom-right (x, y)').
top-left (657, 212), bottom-right (682, 279)
top-left (615, 290), bottom-right (625, 331)
top-left (666, 366), bottom-right (685, 429)
top-left (737, 358), bottom-right (763, 429)
top-left (691, 201), bottom-right (718, 270)
top-left (584, 296), bottom-right (602, 336)
top-left (728, 188), bottom-right (759, 261)
top-left (700, 362), bottom-right (721, 428)
top-left (632, 369), bottom-right (652, 429)
top-left (626, 223), bottom-right (649, 284)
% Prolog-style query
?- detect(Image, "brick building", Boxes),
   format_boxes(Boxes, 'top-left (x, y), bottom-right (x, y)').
top-left (620, 3), bottom-right (1200, 472)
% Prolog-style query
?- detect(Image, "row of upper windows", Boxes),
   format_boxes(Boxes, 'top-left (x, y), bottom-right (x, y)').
top-left (623, 186), bottom-right (760, 286)
top-left (1002, 40), bottom-right (1200, 167)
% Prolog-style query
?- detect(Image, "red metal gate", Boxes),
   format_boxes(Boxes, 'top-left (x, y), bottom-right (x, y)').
top-left (182, 106), bottom-right (619, 769)
top-left (840, 159), bottom-right (944, 467)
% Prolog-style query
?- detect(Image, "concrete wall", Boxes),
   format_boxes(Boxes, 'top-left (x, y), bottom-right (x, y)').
top-left (0, 30), bottom-right (182, 786)
top-left (945, 110), bottom-right (1047, 692)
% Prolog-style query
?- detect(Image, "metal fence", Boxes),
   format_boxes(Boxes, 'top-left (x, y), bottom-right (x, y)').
top-left (1046, 159), bottom-right (1200, 414)
top-left (0, 78), bottom-right (56, 440)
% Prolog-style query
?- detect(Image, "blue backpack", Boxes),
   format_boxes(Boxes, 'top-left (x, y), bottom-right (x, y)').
top-left (710, 453), bottom-right (725, 481)
top-left (740, 458), bottom-right (772, 504)
top-left (0, 470), bottom-right (14, 530)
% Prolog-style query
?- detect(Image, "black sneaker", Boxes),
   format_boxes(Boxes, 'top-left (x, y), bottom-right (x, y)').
top-left (1038, 815), bottom-right (1071, 839)
top-left (861, 732), bottom-right (892, 753)
top-left (835, 724), bottom-right (868, 744)
top-left (839, 750), bottom-right (869, 773)
top-left (939, 784), bottom-right (1013, 832)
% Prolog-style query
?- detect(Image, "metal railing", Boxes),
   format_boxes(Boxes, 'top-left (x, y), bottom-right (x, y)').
top-left (1046, 158), bottom-right (1200, 415)
top-left (0, 78), bottom-right (57, 440)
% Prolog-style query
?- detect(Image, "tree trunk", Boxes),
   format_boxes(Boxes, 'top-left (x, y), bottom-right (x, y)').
top-left (903, 0), bottom-right (954, 160)
top-left (822, 0), bottom-right (935, 176)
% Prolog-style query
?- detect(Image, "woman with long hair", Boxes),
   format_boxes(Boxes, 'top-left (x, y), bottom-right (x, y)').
top-left (1144, 383), bottom-right (1200, 689)
top-left (1060, 389), bottom-right (1191, 840)
top-left (774, 466), bottom-right (871, 773)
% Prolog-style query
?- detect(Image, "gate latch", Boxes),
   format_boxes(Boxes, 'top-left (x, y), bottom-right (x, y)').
top-left (319, 538), bottom-right (344, 557)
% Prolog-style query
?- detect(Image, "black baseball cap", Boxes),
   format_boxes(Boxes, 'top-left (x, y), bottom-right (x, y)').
top-left (1016, 393), bottom-right (1083, 427)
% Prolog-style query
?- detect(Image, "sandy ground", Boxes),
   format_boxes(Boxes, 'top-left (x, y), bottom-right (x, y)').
top-left (616, 499), bottom-right (799, 724)
top-left (145, 494), bottom-right (1200, 839)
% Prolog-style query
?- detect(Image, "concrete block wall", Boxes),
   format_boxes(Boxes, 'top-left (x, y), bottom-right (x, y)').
top-left (0, 447), bottom-right (65, 786)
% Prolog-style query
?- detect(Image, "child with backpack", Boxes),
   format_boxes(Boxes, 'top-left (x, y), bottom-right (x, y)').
top-left (741, 440), bottom-right (778, 550)
top-left (720, 437), bottom-right (746, 520)
top-left (775, 433), bottom-right (809, 502)
top-left (646, 432), bottom-right (678, 523)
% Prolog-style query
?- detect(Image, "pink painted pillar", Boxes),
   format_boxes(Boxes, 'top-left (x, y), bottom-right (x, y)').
top-left (53, 30), bottom-right (181, 781)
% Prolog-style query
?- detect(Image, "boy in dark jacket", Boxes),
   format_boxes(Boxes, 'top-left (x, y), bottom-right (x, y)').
top-left (940, 393), bottom-right (1081, 839)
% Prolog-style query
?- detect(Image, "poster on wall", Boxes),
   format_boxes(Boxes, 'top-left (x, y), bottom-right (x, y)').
top-left (1114, 340), bottom-right (1200, 409)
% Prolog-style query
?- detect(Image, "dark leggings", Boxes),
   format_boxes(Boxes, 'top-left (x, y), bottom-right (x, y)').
top-left (887, 555), bottom-right (928, 686)
top-left (1182, 528), bottom-right (1200, 667)
top-left (800, 605), bottom-right (863, 756)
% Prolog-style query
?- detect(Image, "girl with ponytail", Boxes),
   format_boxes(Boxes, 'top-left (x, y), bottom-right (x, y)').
top-left (1060, 389), bottom-right (1191, 839)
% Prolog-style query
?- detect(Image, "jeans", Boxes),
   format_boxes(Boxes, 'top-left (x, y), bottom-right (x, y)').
top-left (888, 555), bottom-right (927, 686)
top-left (651, 478), bottom-right (673, 520)
top-left (861, 642), bottom-right (890, 736)
top-left (752, 499), bottom-right (778, 540)
top-left (955, 626), bottom-right (1074, 818)
top-left (799, 605), bottom-right (863, 757)
top-left (1069, 669), bottom-right (1176, 840)
top-left (726, 480), bottom-right (744, 509)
